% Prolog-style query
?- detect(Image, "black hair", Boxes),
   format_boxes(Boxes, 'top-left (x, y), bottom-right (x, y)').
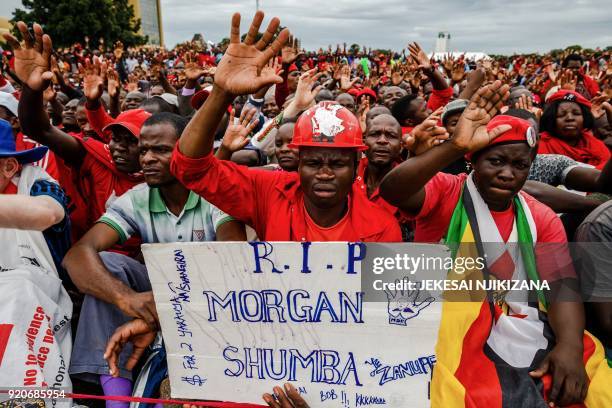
top-left (77, 97), bottom-right (87, 107)
top-left (391, 94), bottom-right (419, 123)
top-left (142, 112), bottom-right (188, 138)
top-left (562, 53), bottom-right (584, 68)
top-left (540, 99), bottom-right (594, 133)
top-left (140, 97), bottom-right (178, 114)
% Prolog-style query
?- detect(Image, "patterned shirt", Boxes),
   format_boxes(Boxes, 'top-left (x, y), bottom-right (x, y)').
top-left (527, 154), bottom-right (592, 186)
top-left (99, 183), bottom-right (233, 244)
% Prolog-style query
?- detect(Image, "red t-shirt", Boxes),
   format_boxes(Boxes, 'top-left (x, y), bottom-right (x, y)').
top-left (170, 147), bottom-right (402, 242)
top-left (304, 207), bottom-right (355, 241)
top-left (409, 172), bottom-right (573, 280)
top-left (15, 132), bottom-right (60, 180)
top-left (411, 173), bottom-right (566, 244)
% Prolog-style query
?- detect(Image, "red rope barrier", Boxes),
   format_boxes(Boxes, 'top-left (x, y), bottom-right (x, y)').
top-left (0, 390), bottom-right (267, 408)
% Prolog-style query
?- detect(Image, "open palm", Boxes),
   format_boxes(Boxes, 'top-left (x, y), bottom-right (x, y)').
top-left (3, 22), bottom-right (53, 91)
top-left (452, 81), bottom-right (511, 153)
top-left (214, 12), bottom-right (289, 96)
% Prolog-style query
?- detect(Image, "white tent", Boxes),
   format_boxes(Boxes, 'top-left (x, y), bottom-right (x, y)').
top-left (429, 52), bottom-right (491, 61)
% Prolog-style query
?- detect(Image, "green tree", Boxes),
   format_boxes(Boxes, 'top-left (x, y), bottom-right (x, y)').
top-left (11, 0), bottom-right (146, 48)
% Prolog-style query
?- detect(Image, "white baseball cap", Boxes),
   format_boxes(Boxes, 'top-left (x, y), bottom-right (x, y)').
top-left (0, 91), bottom-right (18, 117)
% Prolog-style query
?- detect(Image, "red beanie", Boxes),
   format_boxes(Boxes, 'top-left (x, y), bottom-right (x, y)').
top-left (465, 115), bottom-right (537, 161)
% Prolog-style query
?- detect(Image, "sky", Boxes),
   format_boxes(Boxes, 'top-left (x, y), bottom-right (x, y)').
top-left (2, 0), bottom-right (611, 54)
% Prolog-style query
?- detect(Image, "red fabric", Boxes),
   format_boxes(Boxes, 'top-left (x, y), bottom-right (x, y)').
top-left (401, 126), bottom-right (414, 135)
top-left (15, 132), bottom-right (60, 180)
top-left (304, 207), bottom-right (355, 241)
top-left (85, 104), bottom-right (113, 143)
top-left (75, 137), bottom-right (143, 254)
top-left (538, 131), bottom-right (610, 169)
top-left (546, 89), bottom-right (591, 109)
top-left (427, 86), bottom-right (453, 112)
top-left (290, 102), bottom-right (366, 150)
top-left (465, 115), bottom-right (534, 161)
top-left (1, 180), bottom-right (17, 194)
top-left (454, 302), bottom-right (502, 408)
top-left (411, 173), bottom-right (567, 244)
top-left (0, 324), bottom-right (14, 367)
top-left (355, 157), bottom-right (401, 218)
top-left (409, 172), bottom-right (574, 281)
top-left (170, 147), bottom-right (402, 242)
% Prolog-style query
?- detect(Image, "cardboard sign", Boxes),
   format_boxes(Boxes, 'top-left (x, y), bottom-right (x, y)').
top-left (143, 242), bottom-right (446, 407)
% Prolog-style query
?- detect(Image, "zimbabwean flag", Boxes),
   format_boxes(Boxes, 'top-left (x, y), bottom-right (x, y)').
top-left (430, 178), bottom-right (612, 407)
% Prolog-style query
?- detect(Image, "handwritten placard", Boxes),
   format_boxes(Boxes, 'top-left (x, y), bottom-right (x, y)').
top-left (142, 242), bottom-right (446, 407)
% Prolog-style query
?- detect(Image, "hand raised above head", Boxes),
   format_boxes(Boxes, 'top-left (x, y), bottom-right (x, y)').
top-left (3, 22), bottom-right (54, 91)
top-left (214, 11), bottom-right (290, 96)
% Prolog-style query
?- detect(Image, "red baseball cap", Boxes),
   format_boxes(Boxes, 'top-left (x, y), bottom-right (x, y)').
top-left (465, 115), bottom-right (537, 161)
top-left (545, 89), bottom-right (591, 109)
top-left (289, 101), bottom-right (367, 151)
top-left (357, 87), bottom-right (377, 100)
top-left (102, 108), bottom-right (151, 139)
top-left (191, 88), bottom-right (210, 110)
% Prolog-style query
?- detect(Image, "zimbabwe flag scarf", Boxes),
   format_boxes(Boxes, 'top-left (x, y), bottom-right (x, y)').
top-left (430, 173), bottom-right (612, 408)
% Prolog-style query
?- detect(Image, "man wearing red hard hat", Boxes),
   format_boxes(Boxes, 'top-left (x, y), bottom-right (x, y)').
top-left (171, 12), bottom-right (400, 242)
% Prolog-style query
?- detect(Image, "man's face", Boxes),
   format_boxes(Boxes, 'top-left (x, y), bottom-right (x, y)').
top-left (262, 95), bottom-right (280, 119)
top-left (364, 115), bottom-right (402, 166)
top-left (275, 123), bottom-right (299, 172)
top-left (382, 86), bottom-right (407, 109)
top-left (123, 92), bottom-right (145, 111)
top-left (108, 126), bottom-right (141, 173)
top-left (299, 147), bottom-right (357, 209)
top-left (75, 105), bottom-right (98, 138)
top-left (566, 60), bottom-right (582, 72)
top-left (335, 94), bottom-right (356, 114)
top-left (555, 101), bottom-right (584, 142)
top-left (408, 97), bottom-right (430, 126)
top-left (62, 99), bottom-right (78, 127)
top-left (444, 112), bottom-right (462, 137)
top-left (288, 71), bottom-right (300, 92)
top-left (139, 123), bottom-right (178, 187)
top-left (472, 143), bottom-right (533, 211)
top-left (150, 85), bottom-right (164, 97)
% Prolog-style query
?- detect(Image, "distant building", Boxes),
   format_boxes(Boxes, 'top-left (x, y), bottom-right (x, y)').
top-left (0, 17), bottom-right (11, 41)
top-left (435, 31), bottom-right (451, 53)
top-left (128, 0), bottom-right (163, 46)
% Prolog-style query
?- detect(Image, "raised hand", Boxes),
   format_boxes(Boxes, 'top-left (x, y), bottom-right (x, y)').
top-left (391, 66), bottom-right (406, 86)
top-left (403, 107), bottom-right (450, 155)
top-left (214, 11), bottom-right (289, 96)
top-left (339, 65), bottom-right (358, 91)
top-left (3, 22), bottom-right (53, 91)
top-left (292, 68), bottom-right (323, 111)
top-left (451, 61), bottom-right (466, 83)
top-left (42, 84), bottom-right (56, 103)
top-left (103, 318), bottom-right (156, 377)
top-left (408, 42), bottom-right (432, 71)
top-left (559, 69), bottom-right (577, 91)
top-left (184, 51), bottom-right (207, 82)
top-left (452, 80), bottom-right (511, 153)
top-left (221, 107), bottom-right (259, 153)
top-left (80, 56), bottom-right (106, 101)
top-left (358, 95), bottom-right (370, 133)
top-left (281, 34), bottom-right (301, 65)
top-left (107, 67), bottom-right (120, 99)
top-left (590, 94), bottom-right (609, 119)
top-left (514, 93), bottom-right (542, 121)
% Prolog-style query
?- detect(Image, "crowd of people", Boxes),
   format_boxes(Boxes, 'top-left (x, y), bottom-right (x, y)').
top-left (1, 9), bottom-right (612, 408)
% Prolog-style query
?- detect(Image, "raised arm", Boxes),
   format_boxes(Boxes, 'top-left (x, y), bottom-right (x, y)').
top-left (408, 42), bottom-right (448, 91)
top-left (177, 11), bottom-right (289, 159)
top-left (63, 223), bottom-right (158, 329)
top-left (4, 22), bottom-right (85, 166)
top-left (380, 81), bottom-right (510, 214)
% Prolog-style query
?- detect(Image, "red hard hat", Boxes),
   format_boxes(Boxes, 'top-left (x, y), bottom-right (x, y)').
top-left (289, 101), bottom-right (367, 151)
